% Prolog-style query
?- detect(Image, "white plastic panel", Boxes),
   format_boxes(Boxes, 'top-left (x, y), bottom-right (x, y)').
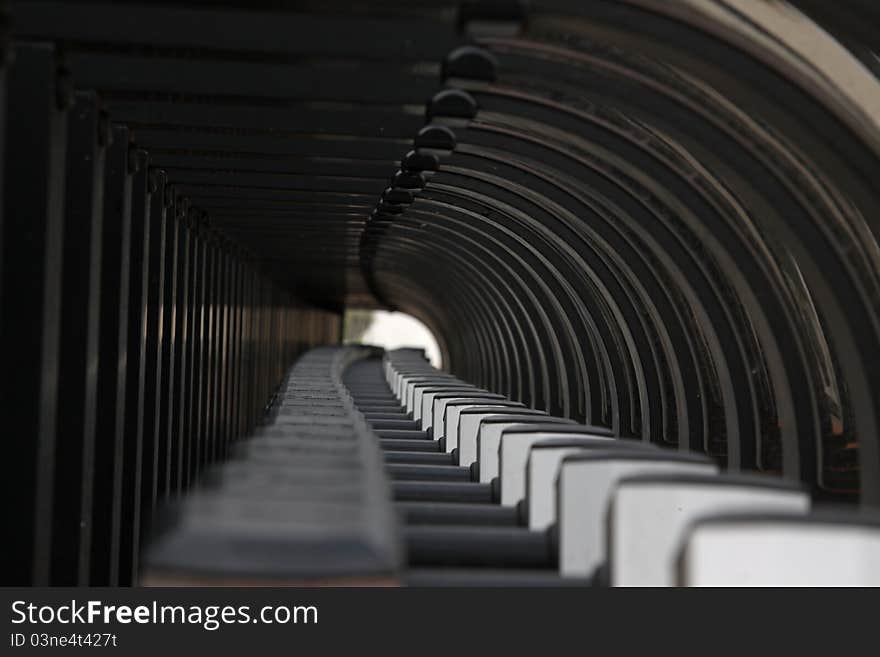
top-left (458, 410), bottom-right (545, 467)
top-left (407, 377), bottom-right (458, 413)
top-left (680, 519), bottom-right (880, 586)
top-left (501, 433), bottom-right (614, 506)
top-left (557, 456), bottom-right (717, 577)
top-left (401, 375), bottom-right (431, 407)
top-left (433, 397), bottom-right (490, 441)
top-left (444, 404), bottom-right (511, 453)
top-left (406, 379), bottom-right (442, 413)
top-left (527, 446), bottom-right (590, 531)
top-left (477, 420), bottom-right (572, 484)
top-left (413, 381), bottom-right (464, 421)
top-left (416, 386), bottom-right (474, 426)
top-left (610, 478), bottom-right (809, 586)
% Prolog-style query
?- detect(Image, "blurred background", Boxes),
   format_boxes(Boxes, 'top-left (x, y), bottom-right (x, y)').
top-left (343, 310), bottom-right (442, 368)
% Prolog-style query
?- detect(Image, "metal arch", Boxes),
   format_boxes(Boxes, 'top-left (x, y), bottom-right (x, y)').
top-left (412, 188), bottom-right (606, 423)
top-left (371, 212), bottom-right (561, 413)
top-left (372, 230), bottom-right (515, 393)
top-left (524, 0), bottom-right (880, 501)
top-left (433, 147), bottom-right (695, 449)
top-left (9, 0), bottom-right (880, 586)
top-left (373, 197), bottom-right (600, 423)
top-left (451, 140), bottom-right (710, 451)
top-left (460, 41), bottom-right (840, 480)
top-left (390, 125), bottom-right (756, 462)
top-left (443, 99), bottom-right (793, 474)
top-left (353, 0), bottom-right (880, 501)
top-left (454, 82), bottom-right (815, 474)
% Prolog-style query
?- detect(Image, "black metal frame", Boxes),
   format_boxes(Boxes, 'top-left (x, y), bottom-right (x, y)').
top-left (3, 0), bottom-right (880, 585)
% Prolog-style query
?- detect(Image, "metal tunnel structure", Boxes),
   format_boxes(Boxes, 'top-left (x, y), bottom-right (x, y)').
top-left (4, 0), bottom-right (880, 585)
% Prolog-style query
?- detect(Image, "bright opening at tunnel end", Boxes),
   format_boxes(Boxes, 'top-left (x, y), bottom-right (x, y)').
top-left (343, 309), bottom-right (443, 369)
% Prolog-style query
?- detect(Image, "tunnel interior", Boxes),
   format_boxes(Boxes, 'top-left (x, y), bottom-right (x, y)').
top-left (4, 0), bottom-right (880, 585)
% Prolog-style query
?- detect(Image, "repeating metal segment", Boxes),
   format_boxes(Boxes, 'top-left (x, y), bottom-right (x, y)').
top-left (3, 42), bottom-right (70, 587)
top-left (52, 92), bottom-right (106, 586)
top-left (3, 0), bottom-right (880, 586)
top-left (378, 349), bottom-right (880, 587)
top-left (7, 0), bottom-right (467, 308)
top-left (361, 0), bottom-right (880, 506)
top-left (1, 33), bottom-right (341, 584)
top-left (142, 346), bottom-right (402, 585)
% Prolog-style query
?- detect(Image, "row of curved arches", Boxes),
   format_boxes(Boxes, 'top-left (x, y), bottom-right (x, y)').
top-left (362, 1), bottom-right (880, 504)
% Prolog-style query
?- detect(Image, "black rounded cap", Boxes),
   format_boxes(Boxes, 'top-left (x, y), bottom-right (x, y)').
top-left (443, 46), bottom-right (498, 82)
top-left (382, 188), bottom-right (414, 205)
top-left (376, 201), bottom-right (405, 215)
top-left (415, 124), bottom-right (457, 150)
top-left (426, 89), bottom-right (477, 121)
top-left (393, 170), bottom-right (427, 189)
top-left (402, 151), bottom-right (439, 173)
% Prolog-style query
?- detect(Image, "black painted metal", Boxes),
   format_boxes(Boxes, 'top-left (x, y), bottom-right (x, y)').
top-left (362, 0), bottom-right (880, 505)
top-left (53, 92), bottom-right (105, 586)
top-left (3, 0), bottom-right (880, 585)
top-left (3, 43), bottom-right (68, 586)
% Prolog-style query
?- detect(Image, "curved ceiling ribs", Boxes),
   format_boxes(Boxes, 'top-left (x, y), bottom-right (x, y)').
top-left (361, 1), bottom-right (880, 504)
top-left (8, 0), bottom-right (880, 509)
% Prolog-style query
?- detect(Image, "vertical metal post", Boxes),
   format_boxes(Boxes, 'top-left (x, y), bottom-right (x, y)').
top-left (215, 243), bottom-right (229, 460)
top-left (227, 249), bottom-right (242, 454)
top-left (52, 93), bottom-right (106, 586)
top-left (0, 9), bottom-right (7, 311)
top-left (91, 124), bottom-right (132, 586)
top-left (1, 44), bottom-right (68, 585)
top-left (232, 250), bottom-right (245, 441)
top-left (139, 168), bottom-right (167, 558)
top-left (181, 205), bottom-right (198, 492)
top-left (118, 148), bottom-right (150, 586)
top-left (203, 232), bottom-right (216, 466)
top-left (189, 213), bottom-right (206, 484)
top-left (243, 259), bottom-right (254, 433)
top-left (170, 197), bottom-right (191, 497)
top-left (157, 184), bottom-right (178, 502)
